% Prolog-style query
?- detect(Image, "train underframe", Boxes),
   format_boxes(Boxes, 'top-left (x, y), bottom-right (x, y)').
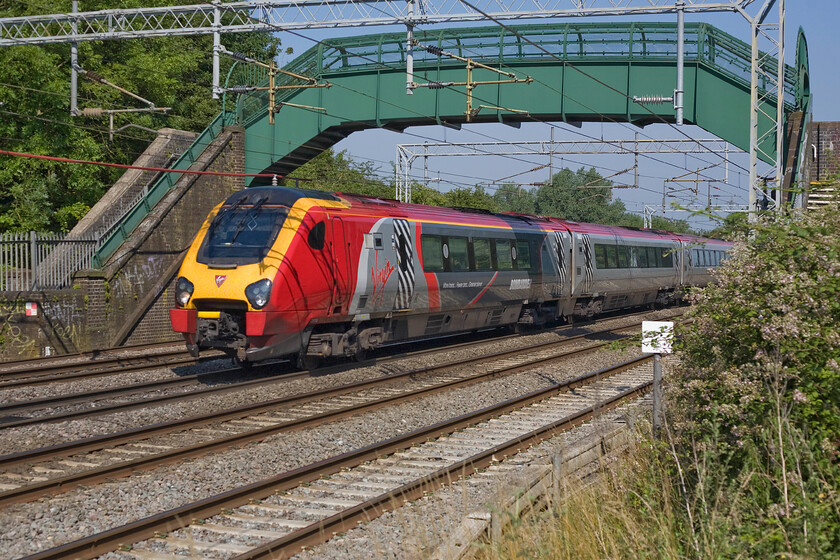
top-left (183, 287), bottom-right (682, 368)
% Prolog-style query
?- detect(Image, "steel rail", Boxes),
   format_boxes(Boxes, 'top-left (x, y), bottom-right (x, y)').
top-left (0, 321), bottom-right (639, 469)
top-left (240, 376), bottom-right (653, 560)
top-left (0, 333), bottom-right (623, 506)
top-left (0, 318), bottom-right (640, 429)
top-left (0, 340), bottom-right (181, 369)
top-left (0, 369), bottom-right (249, 416)
top-left (0, 325), bottom-right (520, 414)
top-left (0, 352), bottom-right (213, 389)
top-left (19, 355), bottom-right (653, 560)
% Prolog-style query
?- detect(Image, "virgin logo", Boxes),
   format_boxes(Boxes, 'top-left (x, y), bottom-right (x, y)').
top-left (215, 275), bottom-right (227, 287)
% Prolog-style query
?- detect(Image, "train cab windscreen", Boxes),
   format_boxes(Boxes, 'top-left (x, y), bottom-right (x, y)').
top-left (196, 197), bottom-right (289, 266)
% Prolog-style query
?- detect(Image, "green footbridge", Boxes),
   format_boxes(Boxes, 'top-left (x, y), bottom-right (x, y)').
top-left (94, 21), bottom-right (810, 265)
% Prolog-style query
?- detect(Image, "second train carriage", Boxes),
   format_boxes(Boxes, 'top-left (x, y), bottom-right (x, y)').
top-left (170, 186), bottom-right (731, 366)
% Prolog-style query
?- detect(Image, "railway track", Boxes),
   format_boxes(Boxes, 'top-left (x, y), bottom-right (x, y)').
top-left (19, 355), bottom-right (654, 560)
top-left (0, 343), bottom-right (222, 389)
top-left (0, 307), bottom-right (665, 393)
top-left (0, 321), bottom-right (644, 506)
top-left (0, 310), bottom-right (665, 429)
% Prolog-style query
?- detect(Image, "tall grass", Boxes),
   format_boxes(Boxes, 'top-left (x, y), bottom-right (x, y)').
top-left (474, 412), bottom-right (840, 560)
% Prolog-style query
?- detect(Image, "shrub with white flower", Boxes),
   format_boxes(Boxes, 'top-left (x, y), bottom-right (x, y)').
top-left (668, 202), bottom-right (840, 556)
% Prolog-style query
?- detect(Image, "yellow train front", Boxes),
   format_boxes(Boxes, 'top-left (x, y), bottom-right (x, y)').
top-left (169, 186), bottom-right (348, 366)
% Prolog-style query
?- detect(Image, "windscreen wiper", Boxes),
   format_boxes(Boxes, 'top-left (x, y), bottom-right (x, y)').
top-left (208, 196), bottom-right (247, 238)
top-left (229, 196), bottom-right (268, 244)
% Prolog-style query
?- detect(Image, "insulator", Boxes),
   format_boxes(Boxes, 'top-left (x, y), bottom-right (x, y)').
top-left (427, 81), bottom-right (451, 89)
top-left (84, 71), bottom-right (105, 83)
top-left (230, 51), bottom-right (250, 62)
top-left (424, 45), bottom-right (444, 56)
top-left (81, 107), bottom-right (104, 117)
top-left (632, 95), bottom-right (674, 104)
top-left (228, 85), bottom-right (255, 94)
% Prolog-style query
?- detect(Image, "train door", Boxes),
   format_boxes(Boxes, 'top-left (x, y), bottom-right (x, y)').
top-left (571, 232), bottom-right (594, 296)
top-left (393, 219), bottom-right (415, 309)
top-left (329, 217), bottom-right (352, 314)
top-left (541, 231), bottom-right (571, 299)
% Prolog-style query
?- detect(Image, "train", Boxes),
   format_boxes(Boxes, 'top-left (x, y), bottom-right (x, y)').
top-left (169, 186), bottom-right (731, 367)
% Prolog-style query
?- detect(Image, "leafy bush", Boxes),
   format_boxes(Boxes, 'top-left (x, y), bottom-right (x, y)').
top-left (671, 204), bottom-right (840, 556)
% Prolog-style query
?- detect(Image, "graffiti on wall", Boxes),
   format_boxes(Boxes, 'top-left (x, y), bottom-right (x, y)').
top-left (0, 301), bottom-right (37, 357)
top-left (110, 255), bottom-right (167, 303)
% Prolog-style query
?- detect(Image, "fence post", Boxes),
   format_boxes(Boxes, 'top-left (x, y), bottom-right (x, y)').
top-left (29, 230), bottom-right (38, 290)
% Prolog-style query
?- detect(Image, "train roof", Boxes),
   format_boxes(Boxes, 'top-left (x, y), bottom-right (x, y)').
top-left (244, 186), bottom-right (729, 244)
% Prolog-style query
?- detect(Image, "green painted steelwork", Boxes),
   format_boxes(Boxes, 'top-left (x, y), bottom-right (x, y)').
top-left (92, 21), bottom-right (810, 268)
top-left (236, 22), bottom-right (807, 181)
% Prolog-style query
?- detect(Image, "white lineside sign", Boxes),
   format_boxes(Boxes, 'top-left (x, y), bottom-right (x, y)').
top-left (642, 321), bottom-right (674, 354)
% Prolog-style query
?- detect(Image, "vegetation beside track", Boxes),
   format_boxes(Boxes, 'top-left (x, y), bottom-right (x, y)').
top-left (476, 204), bottom-right (840, 559)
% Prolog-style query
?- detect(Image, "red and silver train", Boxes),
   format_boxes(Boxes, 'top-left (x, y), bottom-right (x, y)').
top-left (170, 186), bottom-right (731, 367)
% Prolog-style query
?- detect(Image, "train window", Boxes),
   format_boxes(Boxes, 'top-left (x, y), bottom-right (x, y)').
top-left (605, 245), bottom-right (618, 269)
top-left (646, 247), bottom-right (660, 268)
top-left (472, 238), bottom-right (492, 271)
top-left (495, 239), bottom-right (514, 270)
top-left (594, 244), bottom-right (607, 269)
top-left (307, 221), bottom-right (325, 250)
top-left (448, 237), bottom-right (469, 272)
top-left (516, 241), bottom-right (531, 270)
top-left (197, 200), bottom-right (288, 266)
top-left (661, 248), bottom-right (674, 268)
top-left (421, 235), bottom-right (444, 272)
top-left (636, 246), bottom-right (649, 268)
top-left (616, 246), bottom-right (629, 268)
top-left (363, 232), bottom-right (384, 250)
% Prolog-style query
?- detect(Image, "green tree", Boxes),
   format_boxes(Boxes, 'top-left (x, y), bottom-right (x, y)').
top-left (535, 167), bottom-right (629, 224)
top-left (409, 183), bottom-right (447, 207)
top-left (442, 185), bottom-right (497, 212)
top-left (705, 211), bottom-right (750, 239)
top-left (493, 183), bottom-right (537, 214)
top-left (0, 0), bottom-right (279, 233)
top-left (283, 149), bottom-right (392, 198)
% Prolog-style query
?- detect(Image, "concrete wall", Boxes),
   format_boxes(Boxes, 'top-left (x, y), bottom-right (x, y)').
top-left (0, 126), bottom-right (245, 360)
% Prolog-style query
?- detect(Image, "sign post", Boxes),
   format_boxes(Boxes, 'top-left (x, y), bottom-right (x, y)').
top-left (642, 321), bottom-right (674, 436)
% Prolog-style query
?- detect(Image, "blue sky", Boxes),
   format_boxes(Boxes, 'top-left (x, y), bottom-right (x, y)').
top-left (277, 2), bottom-right (839, 230)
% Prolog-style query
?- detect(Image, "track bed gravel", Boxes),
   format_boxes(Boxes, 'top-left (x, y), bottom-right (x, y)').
top-left (289, 397), bottom-right (652, 560)
top-left (0, 309), bottom-right (678, 457)
top-left (0, 344), bottom-right (644, 559)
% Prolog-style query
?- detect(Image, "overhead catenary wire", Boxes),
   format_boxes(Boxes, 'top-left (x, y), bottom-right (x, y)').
top-left (212, 14), bottom-right (717, 200)
top-left (2, 16), bottom-right (745, 216)
top-left (0, 148), bottom-right (283, 178)
top-left (394, 15), bottom-right (751, 198)
top-left (6, 10), bottom-right (741, 200)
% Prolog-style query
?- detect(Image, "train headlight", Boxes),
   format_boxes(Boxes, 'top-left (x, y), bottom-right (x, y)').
top-left (245, 278), bottom-right (272, 310)
top-left (175, 276), bottom-right (194, 307)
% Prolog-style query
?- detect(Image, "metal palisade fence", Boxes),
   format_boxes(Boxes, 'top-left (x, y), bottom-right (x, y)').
top-left (0, 232), bottom-right (99, 291)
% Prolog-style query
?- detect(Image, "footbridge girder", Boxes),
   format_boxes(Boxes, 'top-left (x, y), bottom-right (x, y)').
top-left (230, 22), bottom-right (809, 182)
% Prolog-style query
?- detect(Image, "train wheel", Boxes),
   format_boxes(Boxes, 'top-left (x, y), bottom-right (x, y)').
top-left (297, 354), bottom-right (321, 371)
top-left (353, 347), bottom-right (368, 362)
top-left (233, 356), bottom-right (253, 370)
